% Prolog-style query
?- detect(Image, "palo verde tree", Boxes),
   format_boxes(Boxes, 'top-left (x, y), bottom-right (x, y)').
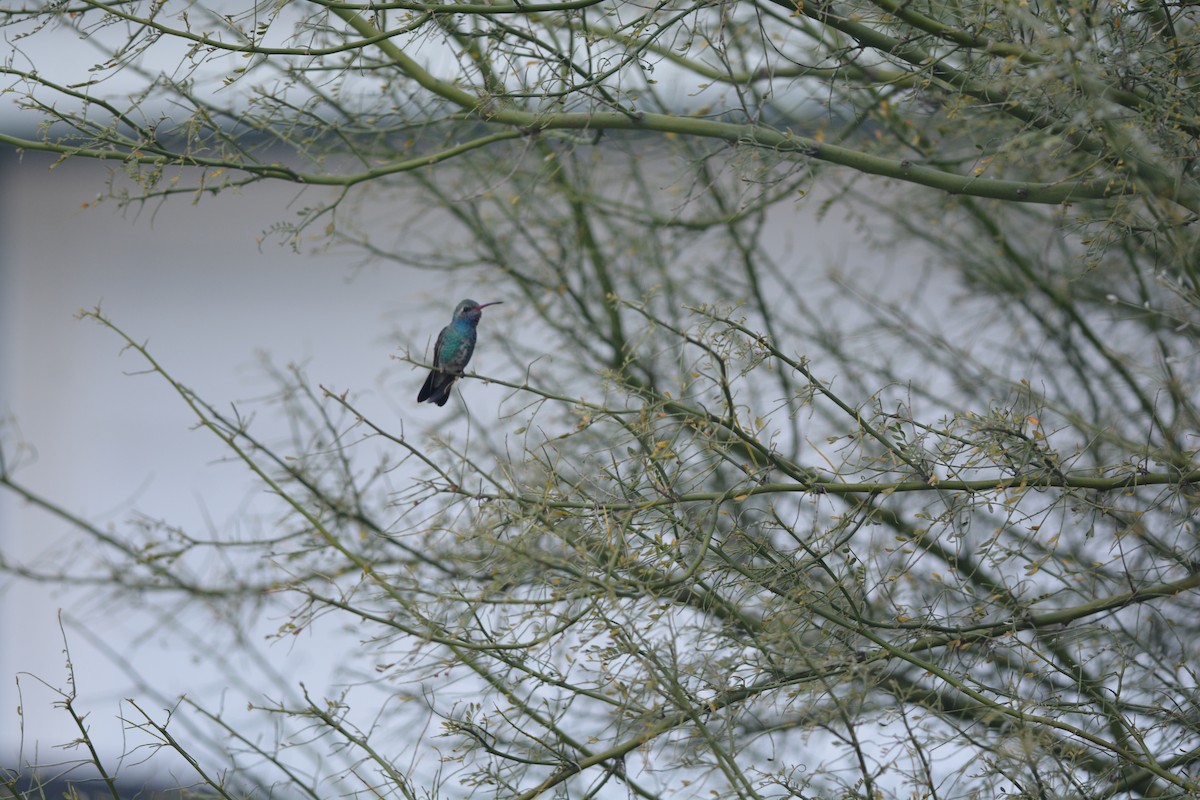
top-left (3, 0), bottom-right (1200, 798)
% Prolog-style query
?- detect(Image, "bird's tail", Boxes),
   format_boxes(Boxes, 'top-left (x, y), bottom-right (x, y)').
top-left (418, 370), bottom-right (456, 406)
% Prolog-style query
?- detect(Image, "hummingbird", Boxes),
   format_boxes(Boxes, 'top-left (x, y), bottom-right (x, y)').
top-left (417, 298), bottom-right (503, 406)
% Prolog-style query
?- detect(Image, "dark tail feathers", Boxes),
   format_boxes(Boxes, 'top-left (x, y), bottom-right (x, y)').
top-left (418, 370), bottom-right (456, 406)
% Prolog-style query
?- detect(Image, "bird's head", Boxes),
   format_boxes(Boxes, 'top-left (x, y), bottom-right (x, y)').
top-left (454, 299), bottom-right (503, 322)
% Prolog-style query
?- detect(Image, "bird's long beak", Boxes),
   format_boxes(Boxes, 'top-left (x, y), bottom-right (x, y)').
top-left (474, 301), bottom-right (503, 311)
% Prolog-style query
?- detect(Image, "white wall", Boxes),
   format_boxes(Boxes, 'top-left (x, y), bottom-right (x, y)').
top-left (0, 152), bottom-right (486, 772)
top-left (0, 150), bottom-right (949, 787)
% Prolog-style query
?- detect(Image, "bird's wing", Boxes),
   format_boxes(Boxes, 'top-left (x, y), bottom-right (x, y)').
top-left (432, 326), bottom-right (446, 369)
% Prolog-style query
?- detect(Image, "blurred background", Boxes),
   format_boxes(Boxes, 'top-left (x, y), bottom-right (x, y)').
top-left (0, 149), bottom-right (453, 774)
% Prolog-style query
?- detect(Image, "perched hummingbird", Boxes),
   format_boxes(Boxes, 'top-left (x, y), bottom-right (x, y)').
top-left (417, 298), bottom-right (503, 407)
